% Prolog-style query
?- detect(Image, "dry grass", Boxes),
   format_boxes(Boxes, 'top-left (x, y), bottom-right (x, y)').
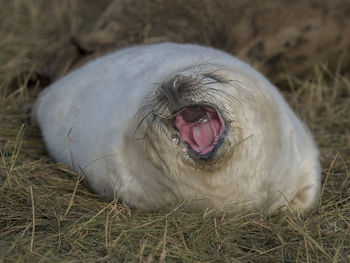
top-left (1, 1), bottom-right (350, 262)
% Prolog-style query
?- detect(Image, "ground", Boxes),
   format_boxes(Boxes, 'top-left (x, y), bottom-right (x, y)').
top-left (0, 1), bottom-right (349, 262)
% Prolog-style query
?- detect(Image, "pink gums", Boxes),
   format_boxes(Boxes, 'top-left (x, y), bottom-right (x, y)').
top-left (174, 106), bottom-right (225, 155)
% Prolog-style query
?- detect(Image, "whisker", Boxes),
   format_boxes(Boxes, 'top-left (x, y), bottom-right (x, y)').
top-left (153, 108), bottom-right (185, 120)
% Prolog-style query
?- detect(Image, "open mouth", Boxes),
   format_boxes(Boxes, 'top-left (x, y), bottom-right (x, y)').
top-left (174, 106), bottom-right (225, 156)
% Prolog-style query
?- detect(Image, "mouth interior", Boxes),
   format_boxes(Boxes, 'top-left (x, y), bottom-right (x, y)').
top-left (174, 106), bottom-right (225, 155)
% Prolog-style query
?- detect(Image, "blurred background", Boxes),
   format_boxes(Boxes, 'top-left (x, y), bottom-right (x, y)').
top-left (1, 0), bottom-right (349, 86)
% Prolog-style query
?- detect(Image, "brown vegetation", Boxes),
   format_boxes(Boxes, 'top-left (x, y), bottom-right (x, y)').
top-left (1, 0), bottom-right (349, 262)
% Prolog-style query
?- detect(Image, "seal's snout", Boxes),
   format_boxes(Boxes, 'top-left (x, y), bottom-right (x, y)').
top-left (174, 106), bottom-right (225, 156)
top-left (154, 73), bottom-right (228, 158)
top-left (157, 75), bottom-right (197, 114)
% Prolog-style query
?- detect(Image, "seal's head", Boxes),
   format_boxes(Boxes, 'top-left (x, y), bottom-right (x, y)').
top-left (135, 67), bottom-right (244, 174)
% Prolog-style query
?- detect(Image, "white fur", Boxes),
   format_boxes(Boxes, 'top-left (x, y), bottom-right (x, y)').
top-left (34, 43), bottom-right (321, 213)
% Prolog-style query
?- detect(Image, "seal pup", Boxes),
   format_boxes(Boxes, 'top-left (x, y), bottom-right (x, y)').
top-left (33, 43), bottom-right (321, 213)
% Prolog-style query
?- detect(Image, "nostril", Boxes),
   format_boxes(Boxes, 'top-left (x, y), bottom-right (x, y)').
top-left (176, 81), bottom-right (187, 92)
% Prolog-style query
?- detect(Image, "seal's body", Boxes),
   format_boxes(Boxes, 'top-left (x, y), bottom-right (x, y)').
top-left (33, 43), bottom-right (321, 213)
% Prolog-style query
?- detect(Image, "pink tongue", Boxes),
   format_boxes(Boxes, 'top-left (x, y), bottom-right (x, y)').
top-left (192, 120), bottom-right (215, 149)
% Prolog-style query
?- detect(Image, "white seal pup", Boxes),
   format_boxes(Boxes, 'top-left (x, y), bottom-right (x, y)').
top-left (33, 43), bottom-right (321, 213)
